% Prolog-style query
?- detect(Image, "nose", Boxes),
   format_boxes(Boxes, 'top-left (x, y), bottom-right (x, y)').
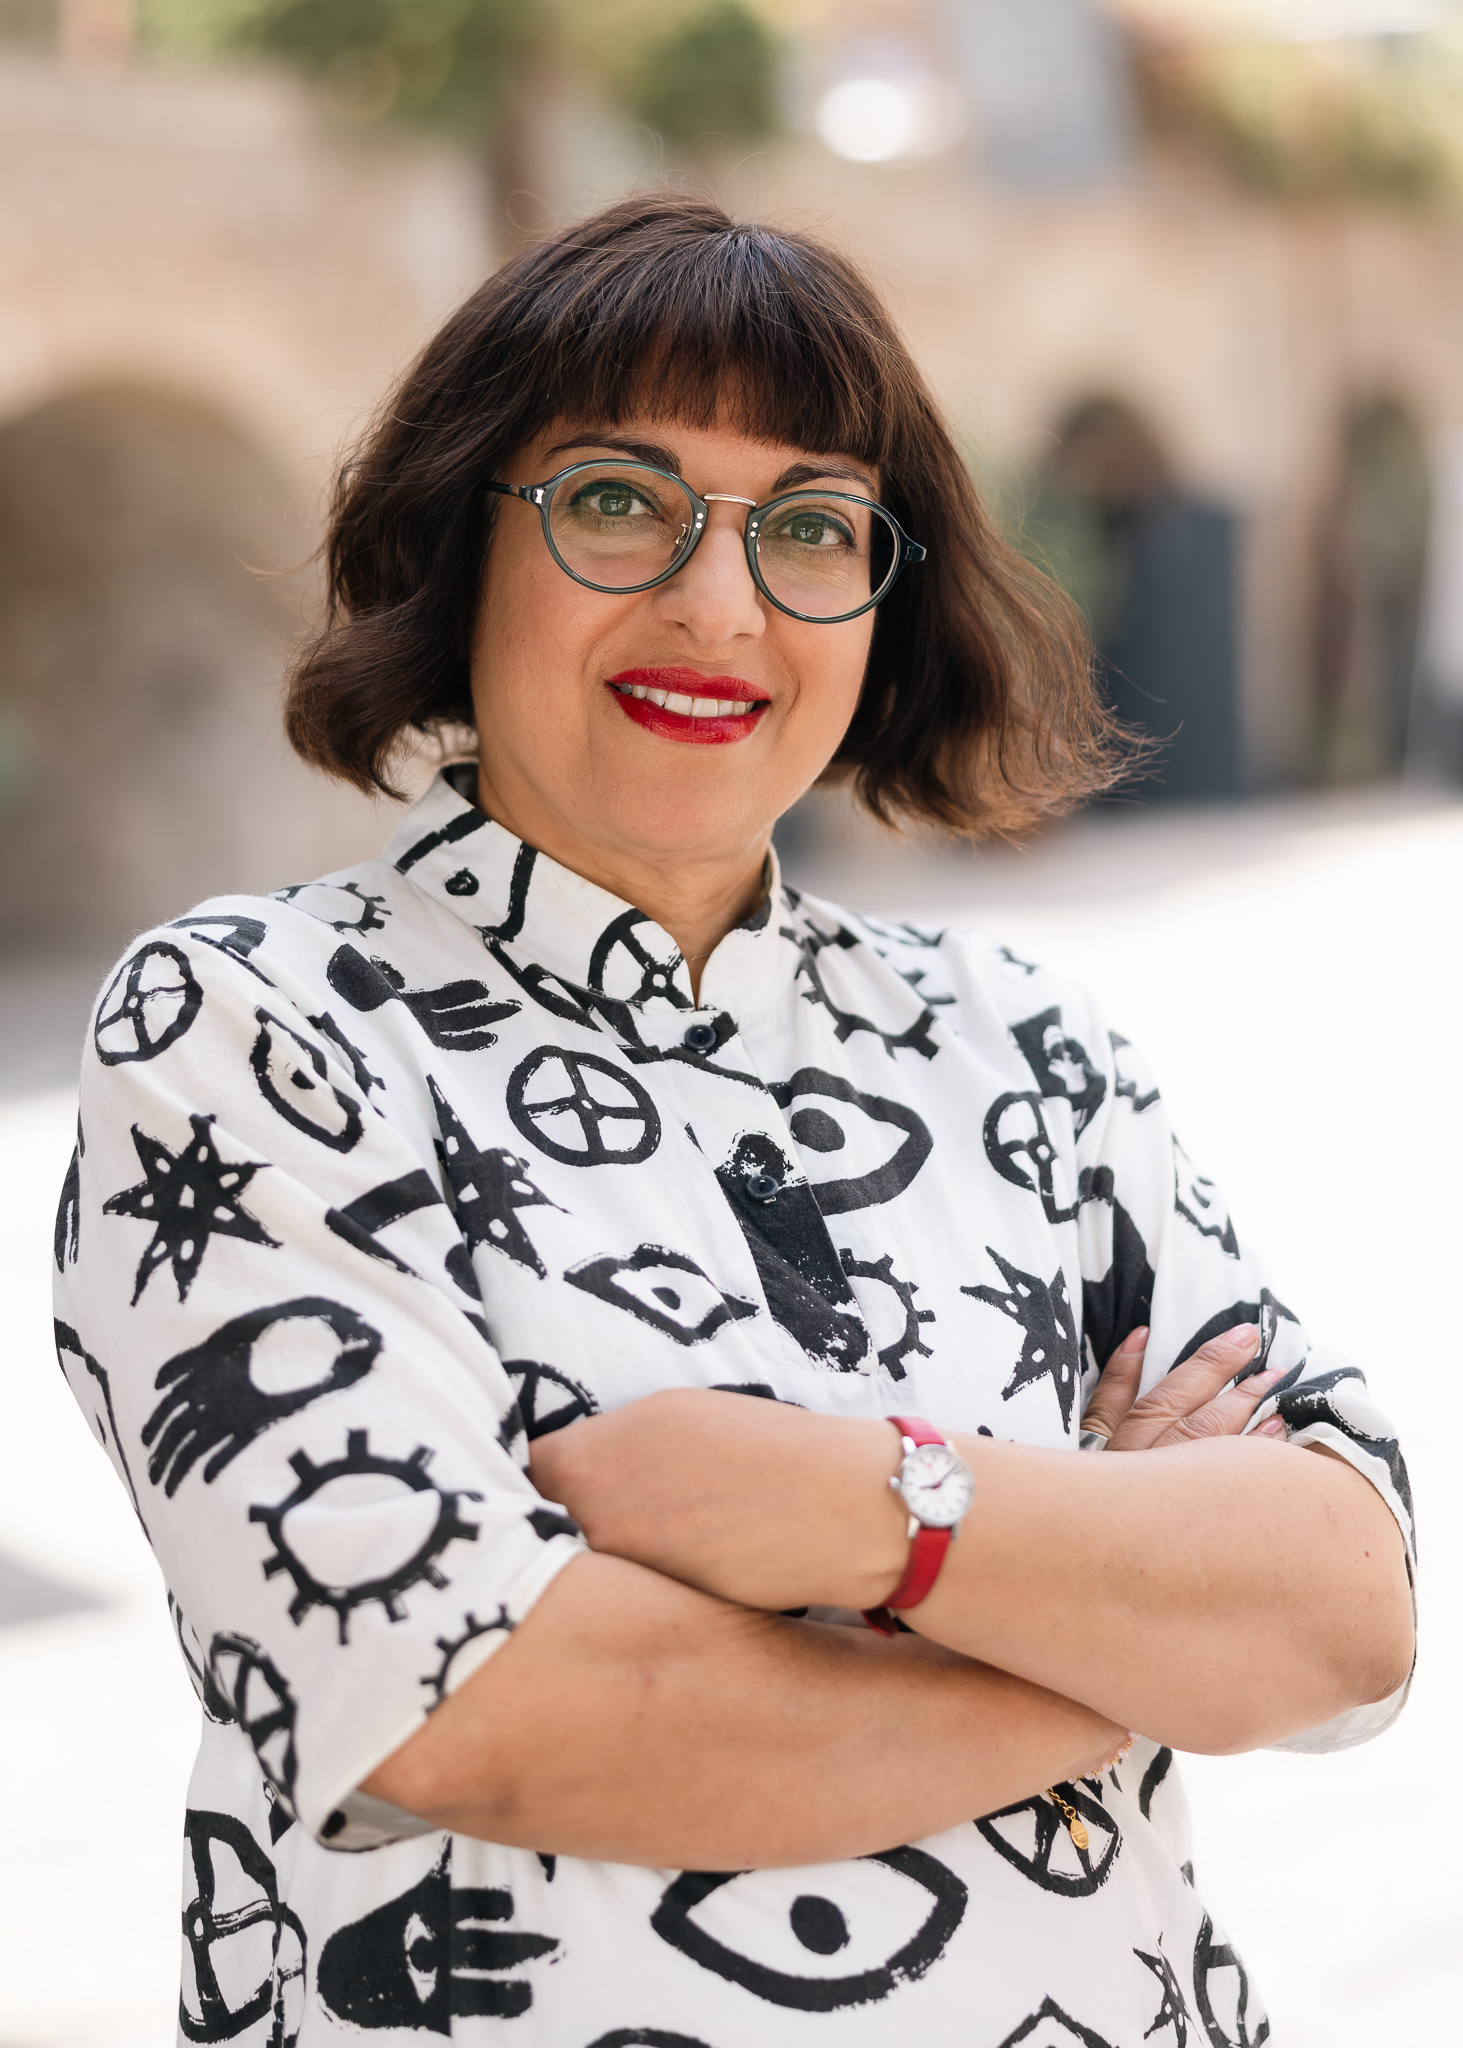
top-left (651, 501), bottom-right (765, 645)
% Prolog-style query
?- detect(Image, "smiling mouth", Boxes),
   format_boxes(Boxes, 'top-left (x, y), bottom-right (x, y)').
top-left (606, 669), bottom-right (770, 745)
top-left (610, 681), bottom-right (761, 718)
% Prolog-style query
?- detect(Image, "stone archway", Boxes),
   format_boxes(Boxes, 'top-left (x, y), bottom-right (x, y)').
top-left (0, 385), bottom-right (380, 952)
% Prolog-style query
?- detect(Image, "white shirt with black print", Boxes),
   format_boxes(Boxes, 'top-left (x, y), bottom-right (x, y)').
top-left (54, 763), bottom-right (1414, 2048)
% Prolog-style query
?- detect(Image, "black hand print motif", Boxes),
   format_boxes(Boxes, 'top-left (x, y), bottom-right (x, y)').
top-left (103, 1114), bottom-right (278, 1305)
top-left (326, 943), bottom-right (520, 1050)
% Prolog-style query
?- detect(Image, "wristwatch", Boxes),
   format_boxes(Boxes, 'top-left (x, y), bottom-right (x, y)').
top-left (862, 1414), bottom-right (975, 1636)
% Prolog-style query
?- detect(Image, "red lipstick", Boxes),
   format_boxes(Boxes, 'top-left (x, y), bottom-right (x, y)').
top-left (606, 667), bottom-right (770, 746)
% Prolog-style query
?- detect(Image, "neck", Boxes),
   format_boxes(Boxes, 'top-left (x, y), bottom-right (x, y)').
top-left (474, 762), bottom-right (771, 1003)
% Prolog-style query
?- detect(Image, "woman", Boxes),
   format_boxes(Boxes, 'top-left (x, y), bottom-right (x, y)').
top-left (56, 195), bottom-right (1414, 2046)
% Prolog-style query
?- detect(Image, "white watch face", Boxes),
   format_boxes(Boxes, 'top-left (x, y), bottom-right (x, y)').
top-left (897, 1442), bottom-right (974, 1528)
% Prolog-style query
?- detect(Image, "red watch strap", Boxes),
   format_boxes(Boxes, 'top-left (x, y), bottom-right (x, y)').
top-left (862, 1415), bottom-right (956, 1636)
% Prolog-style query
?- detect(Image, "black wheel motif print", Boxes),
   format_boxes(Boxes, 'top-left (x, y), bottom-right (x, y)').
top-left (250, 1431), bottom-right (481, 1644)
top-left (430, 1076), bottom-right (561, 1277)
top-left (394, 802), bottom-right (490, 874)
top-left (170, 913), bottom-right (272, 984)
top-left (1173, 1138), bottom-right (1239, 1256)
top-left (274, 878), bottom-right (389, 933)
top-left (652, 1847), bottom-right (965, 2011)
top-left (1135, 1941), bottom-right (1192, 2044)
top-left (142, 1296), bottom-right (382, 1494)
top-left (103, 1114), bottom-right (279, 1306)
top-left (997, 1997), bottom-right (1117, 2047)
top-left (1192, 1914), bottom-right (1270, 2046)
top-left (508, 1047), bottom-right (662, 1167)
top-left (769, 1069), bottom-right (932, 1215)
top-left (964, 1248), bottom-right (1082, 1430)
top-left (983, 1092), bottom-right (1079, 1223)
top-left (975, 1782), bottom-right (1121, 1896)
top-left (206, 1632), bottom-right (299, 1816)
top-left (715, 1133), bottom-right (869, 1371)
top-left (566, 1244), bottom-right (758, 1346)
top-left (420, 1605), bottom-right (515, 1709)
top-left (94, 940), bottom-right (202, 1065)
top-left (54, 1116), bottom-right (82, 1271)
top-left (317, 1841), bottom-right (560, 2027)
top-left (1011, 1007), bottom-right (1107, 1136)
top-left (54, 1318), bottom-right (148, 1533)
top-left (588, 907), bottom-right (692, 1006)
top-left (325, 943), bottom-right (520, 1050)
top-left (839, 1251), bottom-right (934, 1380)
top-left (250, 1009), bottom-right (363, 1152)
top-left (500, 1359), bottom-right (599, 1452)
top-left (1111, 1030), bottom-right (1160, 1112)
top-left (1080, 1188), bottom-right (1156, 1373)
top-left (180, 1809), bottom-right (306, 2046)
top-left (793, 919), bottom-right (939, 1060)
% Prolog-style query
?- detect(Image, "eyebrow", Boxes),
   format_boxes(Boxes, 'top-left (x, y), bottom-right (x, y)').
top-left (543, 436), bottom-right (879, 500)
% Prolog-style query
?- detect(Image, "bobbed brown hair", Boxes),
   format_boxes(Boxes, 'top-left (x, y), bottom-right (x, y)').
top-left (285, 192), bottom-right (1121, 835)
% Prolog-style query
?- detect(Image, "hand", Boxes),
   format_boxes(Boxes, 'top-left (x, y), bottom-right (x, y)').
top-left (1080, 1325), bottom-right (1288, 1452)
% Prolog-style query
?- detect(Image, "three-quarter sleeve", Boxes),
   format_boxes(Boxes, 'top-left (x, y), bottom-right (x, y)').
top-left (53, 924), bottom-right (586, 1849)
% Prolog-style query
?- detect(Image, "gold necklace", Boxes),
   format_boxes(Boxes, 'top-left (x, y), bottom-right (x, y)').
top-left (1045, 1785), bottom-right (1090, 1851)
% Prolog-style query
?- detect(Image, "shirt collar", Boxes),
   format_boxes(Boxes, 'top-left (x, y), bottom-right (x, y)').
top-left (383, 765), bottom-right (794, 1017)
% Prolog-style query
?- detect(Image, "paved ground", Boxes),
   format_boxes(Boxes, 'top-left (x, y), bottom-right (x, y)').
top-left (2, 786), bottom-right (1459, 2045)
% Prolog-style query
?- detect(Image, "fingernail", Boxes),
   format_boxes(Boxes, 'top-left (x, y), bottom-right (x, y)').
top-left (1258, 1417), bottom-right (1288, 1438)
top-left (1222, 1323), bottom-right (1260, 1353)
top-left (1120, 1326), bottom-right (1150, 1354)
top-left (1254, 1369), bottom-right (1284, 1389)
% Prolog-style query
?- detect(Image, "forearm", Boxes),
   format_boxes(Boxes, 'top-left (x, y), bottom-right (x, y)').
top-left (362, 1550), bottom-right (1123, 1869)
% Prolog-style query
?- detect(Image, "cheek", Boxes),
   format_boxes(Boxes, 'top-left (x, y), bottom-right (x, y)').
top-left (780, 620), bottom-right (874, 741)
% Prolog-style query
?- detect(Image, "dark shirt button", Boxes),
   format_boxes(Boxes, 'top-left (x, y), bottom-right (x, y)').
top-left (744, 1171), bottom-right (782, 1203)
top-left (682, 1021), bottom-right (718, 1052)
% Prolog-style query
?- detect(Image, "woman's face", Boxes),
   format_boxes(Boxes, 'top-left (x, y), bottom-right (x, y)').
top-left (469, 414), bottom-right (878, 883)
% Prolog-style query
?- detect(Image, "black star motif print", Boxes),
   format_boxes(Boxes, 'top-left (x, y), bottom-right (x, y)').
top-left (1135, 1941), bottom-right (1191, 2044)
top-left (651, 1848), bottom-right (967, 2011)
top-left (181, 1809), bottom-right (306, 2047)
top-left (974, 1784), bottom-right (1122, 1896)
top-left (141, 1296), bottom-right (381, 1493)
top-left (326, 943), bottom-right (521, 1051)
top-left (316, 1843), bottom-right (559, 2027)
top-left (103, 1114), bottom-right (279, 1305)
top-left (93, 939), bottom-right (202, 1065)
top-left (250, 1431), bottom-right (481, 1644)
top-left (998, 1998), bottom-right (1117, 2047)
top-left (430, 1077), bottom-right (561, 1278)
top-left (964, 1248), bottom-right (1082, 1430)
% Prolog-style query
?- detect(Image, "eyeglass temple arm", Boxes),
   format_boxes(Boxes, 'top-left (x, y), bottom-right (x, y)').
top-left (486, 480), bottom-right (548, 507)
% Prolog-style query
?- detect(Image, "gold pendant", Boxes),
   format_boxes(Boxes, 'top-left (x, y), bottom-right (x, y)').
top-left (1046, 1787), bottom-right (1089, 1851)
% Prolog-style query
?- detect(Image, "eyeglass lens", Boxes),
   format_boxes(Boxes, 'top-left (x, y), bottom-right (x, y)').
top-left (545, 462), bottom-right (897, 619)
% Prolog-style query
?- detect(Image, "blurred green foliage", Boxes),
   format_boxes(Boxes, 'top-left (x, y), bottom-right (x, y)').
top-left (629, 1), bottom-right (777, 145)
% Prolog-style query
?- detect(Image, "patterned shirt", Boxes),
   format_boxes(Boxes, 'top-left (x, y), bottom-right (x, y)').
top-left (54, 763), bottom-right (1414, 2048)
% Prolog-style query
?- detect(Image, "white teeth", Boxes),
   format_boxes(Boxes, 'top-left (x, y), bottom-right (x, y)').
top-left (619, 683), bottom-right (758, 717)
top-left (664, 692), bottom-right (693, 714)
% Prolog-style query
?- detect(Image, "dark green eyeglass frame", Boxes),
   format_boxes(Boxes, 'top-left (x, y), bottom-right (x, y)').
top-left (486, 459), bottom-right (927, 625)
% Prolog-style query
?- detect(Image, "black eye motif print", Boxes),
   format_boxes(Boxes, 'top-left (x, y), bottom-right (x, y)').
top-left (566, 1244), bottom-right (758, 1346)
top-left (54, 1318), bottom-right (148, 1533)
top-left (1173, 1138), bottom-right (1239, 1257)
top-left (499, 1360), bottom-right (599, 1454)
top-left (1172, 1292), bottom-right (1299, 1371)
top-left (651, 1846), bottom-right (966, 2011)
top-left (205, 1631), bottom-right (299, 1818)
top-left (793, 919), bottom-right (939, 1060)
top-left (589, 907), bottom-right (692, 1007)
top-left (250, 1431), bottom-right (481, 1644)
top-left (429, 1077), bottom-right (561, 1278)
top-left (419, 1605), bottom-right (515, 1710)
top-left (1079, 1185), bottom-right (1156, 1373)
top-left (326, 943), bottom-right (521, 1051)
top-left (94, 940), bottom-right (202, 1065)
top-left (180, 1809), bottom-right (306, 2047)
top-left (1011, 1007), bottom-right (1107, 1137)
top-left (317, 1842), bottom-right (560, 2028)
top-left (997, 1996), bottom-right (1117, 2047)
top-left (141, 1297), bottom-right (382, 1494)
top-left (1192, 1914), bottom-right (1270, 2047)
top-left (975, 1782), bottom-right (1121, 1896)
top-left (508, 1047), bottom-right (662, 1167)
top-left (170, 913), bottom-right (273, 984)
top-left (274, 878), bottom-right (389, 934)
top-left (394, 802), bottom-right (491, 877)
top-left (983, 1092), bottom-right (1080, 1223)
top-left (1139, 1745), bottom-right (1175, 1820)
top-left (250, 1009), bottom-right (364, 1152)
top-left (769, 1069), bottom-right (932, 1216)
top-left (103, 1114), bottom-right (279, 1305)
top-left (714, 1134), bottom-right (869, 1371)
top-left (964, 1248), bottom-right (1082, 1431)
top-left (54, 1115), bottom-right (82, 1271)
top-left (1110, 1031), bottom-right (1161, 1113)
top-left (839, 1250), bottom-right (934, 1381)
top-left (1135, 1941), bottom-right (1192, 2045)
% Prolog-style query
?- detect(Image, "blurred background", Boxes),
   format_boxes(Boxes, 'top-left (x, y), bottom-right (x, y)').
top-left (2, 2), bottom-right (1461, 2043)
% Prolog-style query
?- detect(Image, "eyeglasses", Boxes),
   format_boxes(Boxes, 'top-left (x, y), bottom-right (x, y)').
top-left (487, 459), bottom-right (926, 624)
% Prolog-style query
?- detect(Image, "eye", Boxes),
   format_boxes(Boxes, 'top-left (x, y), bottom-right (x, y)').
top-left (569, 478), bottom-right (656, 521)
top-left (777, 508), bottom-right (851, 548)
top-left (651, 1847), bottom-right (966, 2012)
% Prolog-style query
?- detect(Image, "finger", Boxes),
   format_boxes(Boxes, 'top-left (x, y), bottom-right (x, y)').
top-left (1107, 1323), bottom-right (1260, 1451)
top-left (1079, 1327), bottom-right (1148, 1443)
top-left (1149, 1368), bottom-right (1286, 1448)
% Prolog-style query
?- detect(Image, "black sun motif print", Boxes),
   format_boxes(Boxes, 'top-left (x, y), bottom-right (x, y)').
top-left (963, 1247), bottom-right (1082, 1429)
top-left (103, 1114), bottom-right (279, 1305)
